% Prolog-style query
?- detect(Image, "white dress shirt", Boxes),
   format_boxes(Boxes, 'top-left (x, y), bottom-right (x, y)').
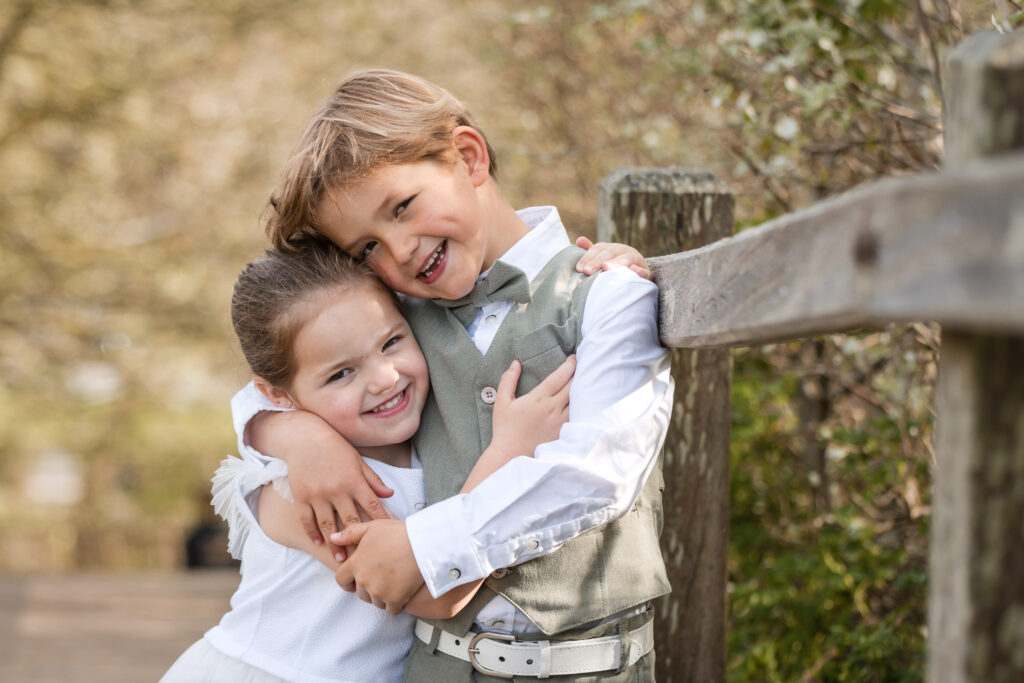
top-left (230, 206), bottom-right (673, 634)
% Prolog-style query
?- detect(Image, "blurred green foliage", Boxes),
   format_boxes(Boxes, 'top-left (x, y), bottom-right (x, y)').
top-left (0, 0), bottom-right (1011, 679)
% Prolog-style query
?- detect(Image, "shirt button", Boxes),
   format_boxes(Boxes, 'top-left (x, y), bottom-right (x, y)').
top-left (526, 539), bottom-right (540, 551)
top-left (480, 387), bottom-right (497, 404)
top-left (485, 314), bottom-right (498, 325)
top-left (490, 568), bottom-right (509, 579)
top-left (448, 568), bottom-right (461, 580)
top-left (491, 620), bottom-right (505, 628)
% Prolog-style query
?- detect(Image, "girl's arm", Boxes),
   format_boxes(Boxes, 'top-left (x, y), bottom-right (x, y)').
top-left (236, 382), bottom-right (393, 559)
top-left (256, 357), bottom-right (573, 617)
top-left (371, 356), bottom-right (576, 619)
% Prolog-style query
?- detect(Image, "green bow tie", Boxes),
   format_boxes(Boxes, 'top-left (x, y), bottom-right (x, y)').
top-left (435, 260), bottom-right (532, 326)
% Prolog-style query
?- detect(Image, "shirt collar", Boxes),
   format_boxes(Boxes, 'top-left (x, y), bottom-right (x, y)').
top-left (478, 206), bottom-right (570, 284)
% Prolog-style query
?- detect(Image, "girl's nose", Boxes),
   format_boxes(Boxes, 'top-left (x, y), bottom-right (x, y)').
top-left (367, 359), bottom-right (400, 394)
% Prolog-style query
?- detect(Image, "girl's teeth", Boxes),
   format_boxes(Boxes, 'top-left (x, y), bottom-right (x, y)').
top-left (371, 390), bottom-right (404, 413)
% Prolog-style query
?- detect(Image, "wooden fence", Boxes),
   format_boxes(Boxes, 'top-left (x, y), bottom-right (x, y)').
top-left (597, 30), bottom-right (1024, 683)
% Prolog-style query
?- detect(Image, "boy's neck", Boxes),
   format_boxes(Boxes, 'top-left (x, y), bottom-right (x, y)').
top-left (480, 180), bottom-right (532, 270)
top-left (357, 441), bottom-right (413, 469)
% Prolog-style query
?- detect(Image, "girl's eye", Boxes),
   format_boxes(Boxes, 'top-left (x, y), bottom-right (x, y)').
top-left (394, 196), bottom-right (414, 218)
top-left (358, 241), bottom-right (378, 261)
top-left (328, 367), bottom-right (352, 383)
top-left (382, 336), bottom-right (401, 352)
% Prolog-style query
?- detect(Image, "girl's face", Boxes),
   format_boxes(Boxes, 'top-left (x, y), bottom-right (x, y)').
top-left (284, 283), bottom-right (429, 456)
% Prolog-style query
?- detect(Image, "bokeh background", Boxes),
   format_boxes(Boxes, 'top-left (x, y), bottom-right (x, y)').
top-left (1, 0), bottom-right (1016, 679)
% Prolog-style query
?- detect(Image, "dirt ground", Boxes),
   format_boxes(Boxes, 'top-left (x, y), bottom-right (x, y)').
top-left (0, 570), bottom-right (239, 682)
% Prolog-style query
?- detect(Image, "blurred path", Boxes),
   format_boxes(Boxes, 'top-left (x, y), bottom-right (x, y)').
top-left (0, 570), bottom-right (239, 682)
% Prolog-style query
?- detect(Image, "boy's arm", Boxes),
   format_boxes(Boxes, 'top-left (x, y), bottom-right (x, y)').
top-left (231, 383), bottom-right (393, 554)
top-left (333, 269), bottom-right (672, 608)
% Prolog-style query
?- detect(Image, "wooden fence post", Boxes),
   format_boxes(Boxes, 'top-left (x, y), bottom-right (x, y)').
top-left (599, 169), bottom-right (734, 682)
top-left (929, 30), bottom-right (1024, 683)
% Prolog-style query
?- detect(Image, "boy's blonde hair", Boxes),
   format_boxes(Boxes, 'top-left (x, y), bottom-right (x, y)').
top-left (267, 69), bottom-right (497, 249)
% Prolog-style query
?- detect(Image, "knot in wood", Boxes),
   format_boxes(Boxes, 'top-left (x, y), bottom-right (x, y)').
top-left (853, 229), bottom-right (879, 267)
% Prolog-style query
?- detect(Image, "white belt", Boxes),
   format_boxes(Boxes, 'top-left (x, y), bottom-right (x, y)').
top-left (413, 618), bottom-right (654, 679)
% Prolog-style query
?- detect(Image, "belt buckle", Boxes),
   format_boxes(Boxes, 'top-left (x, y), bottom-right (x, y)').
top-left (467, 631), bottom-right (516, 679)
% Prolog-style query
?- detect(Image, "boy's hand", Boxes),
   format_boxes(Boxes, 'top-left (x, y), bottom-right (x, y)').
top-left (331, 520), bottom-right (424, 615)
top-left (249, 410), bottom-right (394, 554)
top-left (575, 236), bottom-right (652, 280)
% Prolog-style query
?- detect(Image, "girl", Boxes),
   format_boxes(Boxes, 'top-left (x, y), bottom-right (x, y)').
top-left (161, 236), bottom-right (574, 682)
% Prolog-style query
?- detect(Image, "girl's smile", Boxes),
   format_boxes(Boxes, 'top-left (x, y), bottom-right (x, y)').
top-left (269, 282), bottom-right (429, 467)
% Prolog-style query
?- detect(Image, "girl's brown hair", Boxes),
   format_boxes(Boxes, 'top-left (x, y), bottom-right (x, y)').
top-left (265, 69), bottom-right (497, 249)
top-left (231, 236), bottom-right (393, 388)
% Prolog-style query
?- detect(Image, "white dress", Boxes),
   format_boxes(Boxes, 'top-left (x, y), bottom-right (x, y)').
top-left (161, 450), bottom-right (426, 683)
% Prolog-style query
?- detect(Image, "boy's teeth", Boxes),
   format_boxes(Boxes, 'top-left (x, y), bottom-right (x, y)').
top-left (370, 390), bottom-right (404, 413)
top-left (420, 242), bottom-right (445, 277)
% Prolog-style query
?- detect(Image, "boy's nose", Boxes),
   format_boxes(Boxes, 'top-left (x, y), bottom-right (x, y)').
top-left (381, 232), bottom-right (418, 266)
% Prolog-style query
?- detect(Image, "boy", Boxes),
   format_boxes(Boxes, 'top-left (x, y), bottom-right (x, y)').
top-left (235, 69), bottom-right (673, 680)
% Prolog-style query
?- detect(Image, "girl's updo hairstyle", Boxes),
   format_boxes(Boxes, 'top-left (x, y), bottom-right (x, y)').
top-left (231, 236), bottom-right (394, 388)
top-left (265, 69), bottom-right (497, 250)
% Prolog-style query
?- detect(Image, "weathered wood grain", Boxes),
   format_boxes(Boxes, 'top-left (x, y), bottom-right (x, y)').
top-left (928, 29), bottom-right (1024, 683)
top-left (644, 152), bottom-right (1024, 349)
top-left (599, 168), bottom-right (733, 683)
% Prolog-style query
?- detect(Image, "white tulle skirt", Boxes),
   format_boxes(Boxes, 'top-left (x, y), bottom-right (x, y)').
top-left (160, 638), bottom-right (287, 683)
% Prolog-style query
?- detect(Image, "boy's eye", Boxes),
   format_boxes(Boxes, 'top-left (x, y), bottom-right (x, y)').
top-left (394, 196), bottom-right (414, 218)
top-left (358, 241), bottom-right (378, 261)
top-left (382, 336), bottom-right (401, 351)
top-left (328, 367), bottom-right (352, 382)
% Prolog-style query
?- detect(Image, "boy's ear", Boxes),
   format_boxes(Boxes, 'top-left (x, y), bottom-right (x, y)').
top-left (451, 125), bottom-right (490, 187)
top-left (253, 377), bottom-right (296, 409)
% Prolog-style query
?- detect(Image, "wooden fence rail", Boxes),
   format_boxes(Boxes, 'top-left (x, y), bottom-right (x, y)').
top-left (598, 30), bottom-right (1024, 683)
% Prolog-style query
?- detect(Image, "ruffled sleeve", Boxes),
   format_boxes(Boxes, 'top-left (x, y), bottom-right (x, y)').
top-left (210, 455), bottom-right (291, 560)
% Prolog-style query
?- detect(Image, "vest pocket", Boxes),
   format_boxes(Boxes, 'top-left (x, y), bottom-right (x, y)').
top-left (512, 318), bottom-right (578, 395)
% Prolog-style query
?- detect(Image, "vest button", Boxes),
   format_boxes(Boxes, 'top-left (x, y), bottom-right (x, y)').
top-left (490, 568), bottom-right (509, 579)
top-left (448, 568), bottom-right (461, 580)
top-left (480, 386), bottom-right (497, 404)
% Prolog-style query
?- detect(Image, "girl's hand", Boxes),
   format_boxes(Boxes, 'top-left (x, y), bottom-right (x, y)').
top-left (575, 236), bottom-right (652, 280)
top-left (459, 356), bottom-right (574, 493)
top-left (247, 409), bottom-right (393, 555)
top-left (490, 356), bottom-right (575, 461)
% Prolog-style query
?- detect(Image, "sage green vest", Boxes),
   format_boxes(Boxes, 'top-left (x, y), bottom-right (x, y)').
top-left (404, 245), bottom-right (671, 636)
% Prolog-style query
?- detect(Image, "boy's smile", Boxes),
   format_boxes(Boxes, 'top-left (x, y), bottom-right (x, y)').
top-left (315, 128), bottom-right (530, 300)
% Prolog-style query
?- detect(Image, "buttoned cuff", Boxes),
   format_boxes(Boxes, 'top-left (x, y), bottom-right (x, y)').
top-left (405, 494), bottom-right (487, 597)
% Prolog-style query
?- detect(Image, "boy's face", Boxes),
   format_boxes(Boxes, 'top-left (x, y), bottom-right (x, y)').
top-left (316, 157), bottom-right (496, 300)
top-left (286, 284), bottom-right (429, 455)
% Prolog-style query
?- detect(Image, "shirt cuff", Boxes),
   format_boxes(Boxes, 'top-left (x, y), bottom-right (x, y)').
top-left (406, 494), bottom-right (486, 597)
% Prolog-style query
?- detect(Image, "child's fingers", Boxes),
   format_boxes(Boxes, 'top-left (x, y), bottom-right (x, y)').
top-left (361, 463), bottom-right (395, 500)
top-left (496, 360), bottom-right (522, 403)
top-left (575, 235), bottom-right (594, 250)
top-left (332, 500), bottom-right (360, 533)
top-left (535, 355), bottom-right (576, 394)
top-left (299, 505), bottom-right (325, 546)
top-left (330, 522), bottom-right (368, 548)
top-left (576, 246), bottom-right (613, 274)
top-left (629, 263), bottom-right (653, 280)
top-left (555, 370), bottom-right (573, 406)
